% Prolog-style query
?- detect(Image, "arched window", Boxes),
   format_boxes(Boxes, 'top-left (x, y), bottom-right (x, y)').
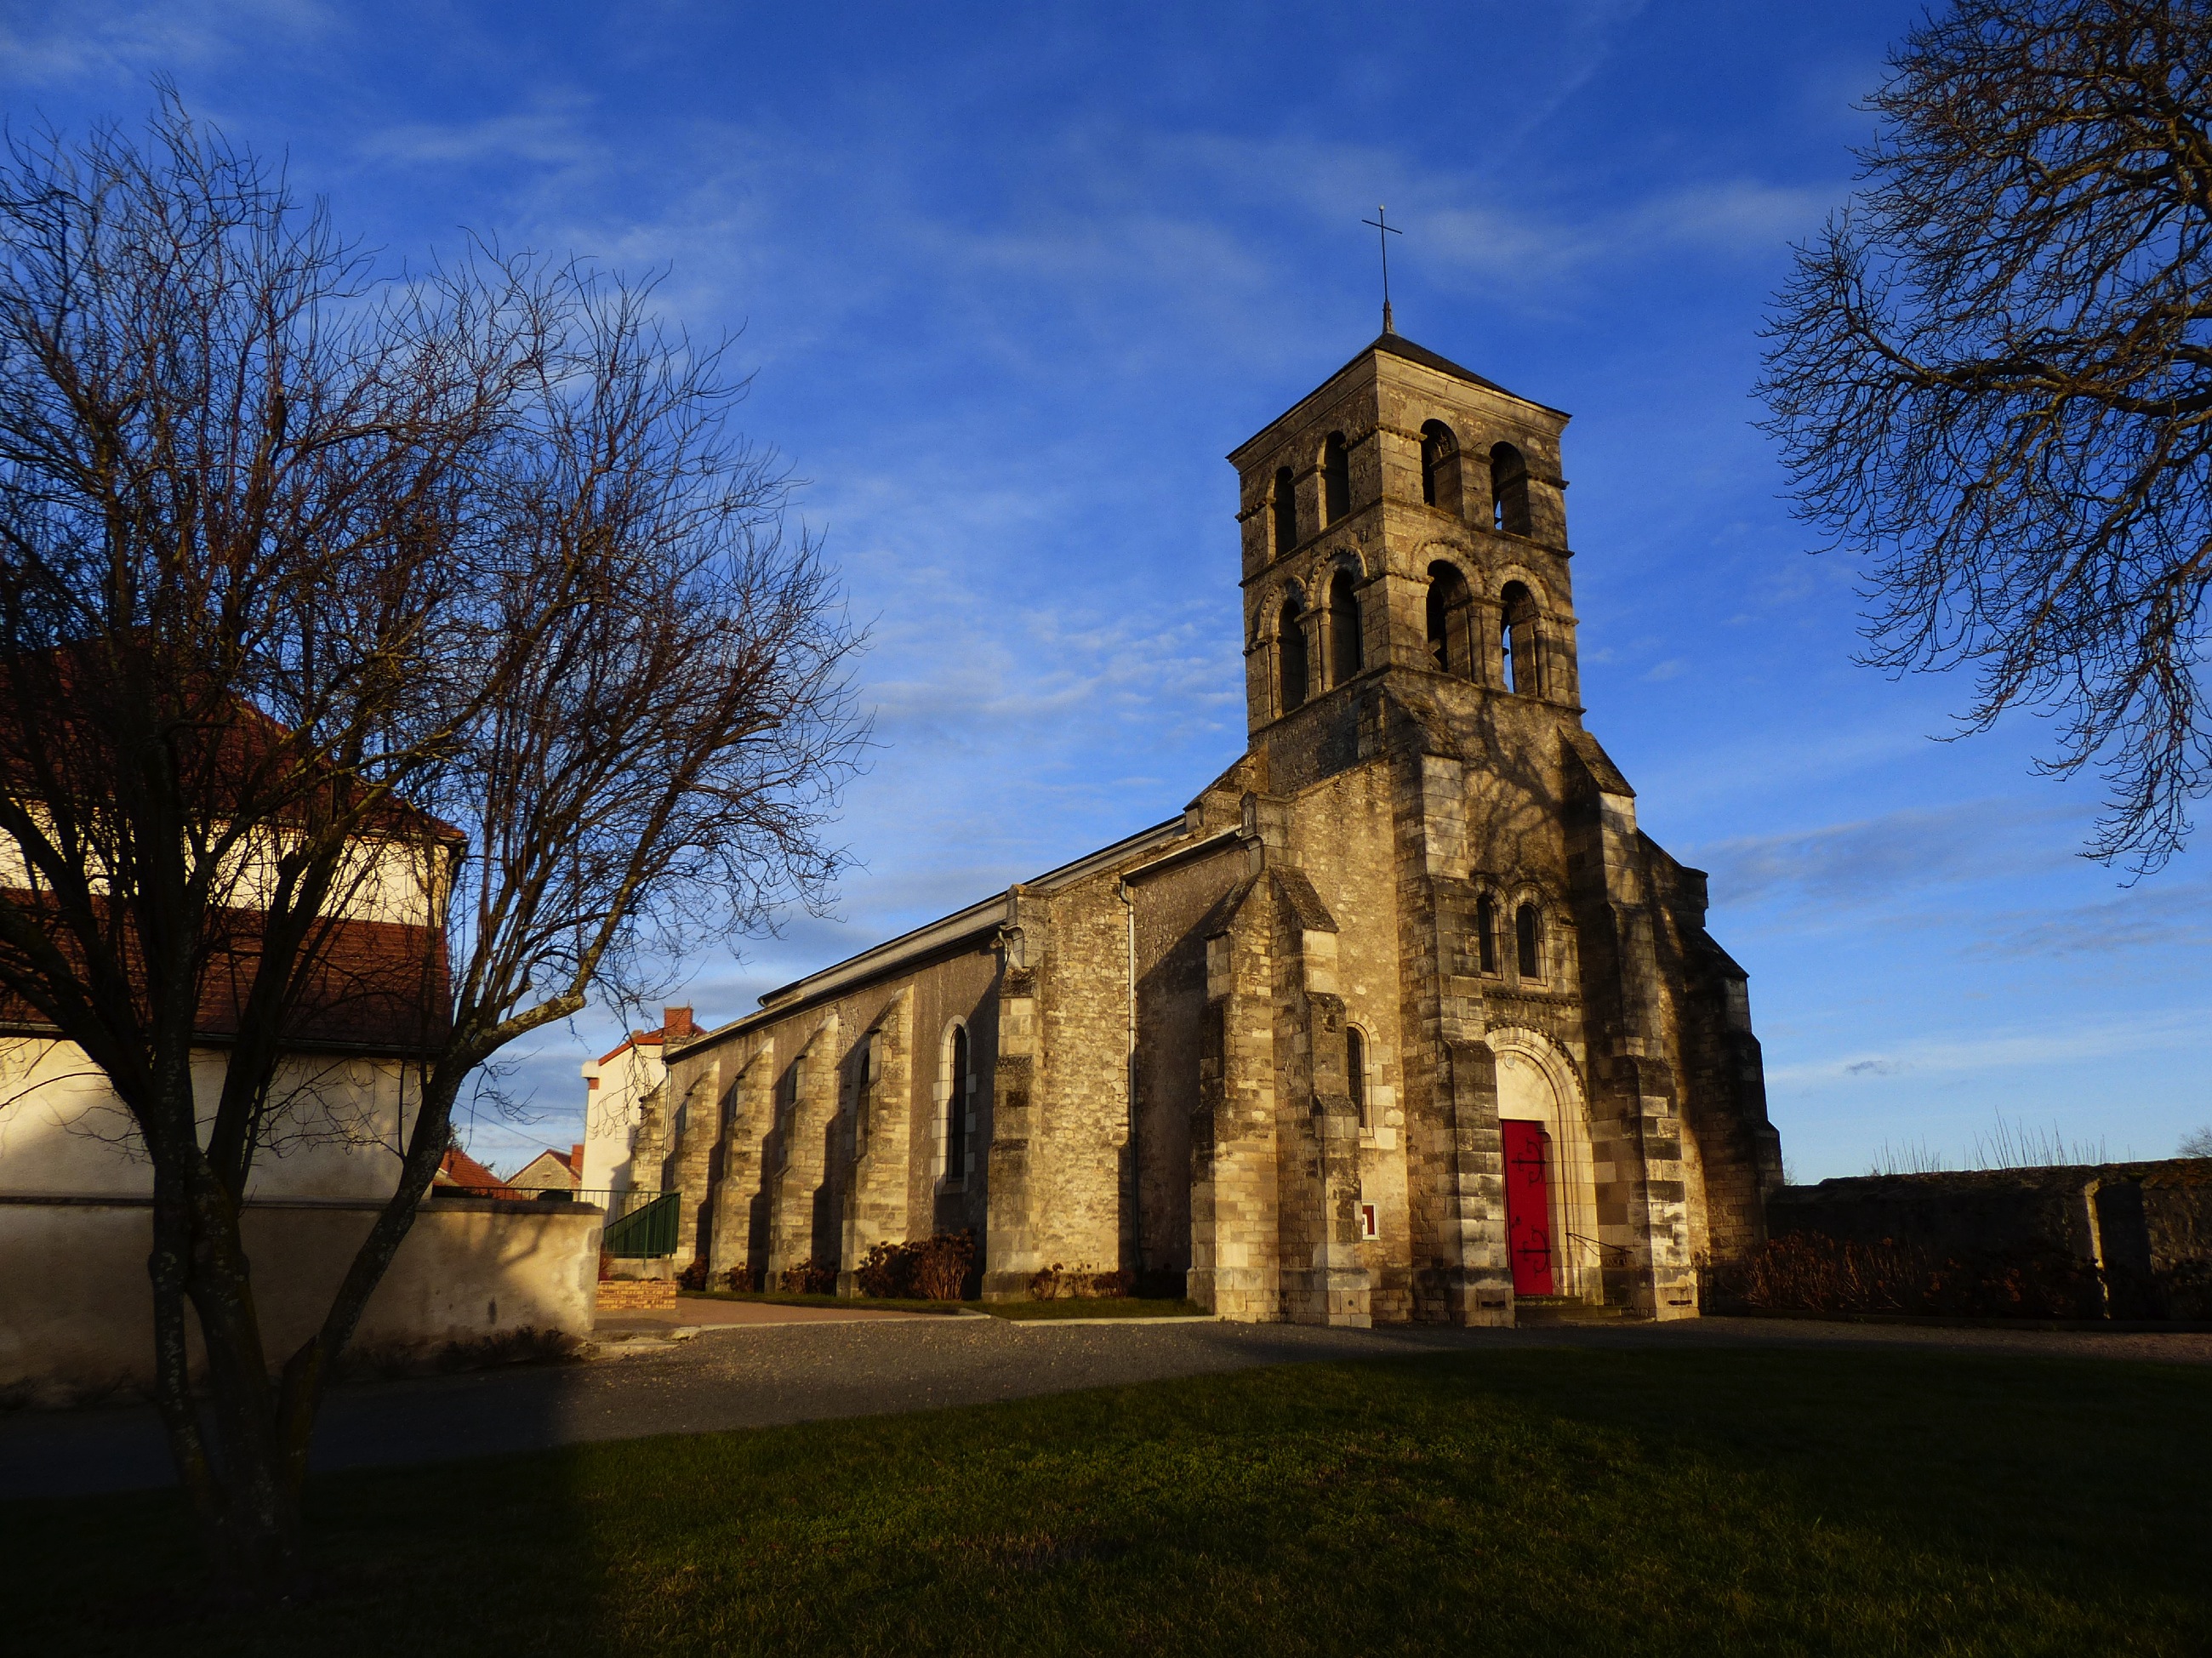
top-left (944, 1025), bottom-right (970, 1178)
top-left (1501, 581), bottom-right (1539, 696)
top-left (1279, 594), bottom-right (1308, 712)
top-left (1322, 432), bottom-right (1350, 524)
top-left (1426, 562), bottom-right (1473, 677)
top-left (1474, 893), bottom-right (1499, 974)
top-left (1327, 569), bottom-right (1362, 686)
top-left (1490, 442), bottom-right (1531, 536)
top-left (852, 1034), bottom-right (874, 1152)
top-left (1515, 903), bottom-right (1542, 979)
top-left (1420, 421), bottom-right (1462, 516)
top-left (1347, 1025), bottom-right (1368, 1129)
top-left (1273, 465), bottom-right (1298, 555)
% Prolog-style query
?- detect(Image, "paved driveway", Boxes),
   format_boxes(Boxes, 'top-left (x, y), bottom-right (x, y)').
top-left (3, 1313), bottom-right (2205, 1501)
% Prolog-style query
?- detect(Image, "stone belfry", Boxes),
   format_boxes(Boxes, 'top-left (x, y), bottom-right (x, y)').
top-left (1208, 327), bottom-right (1783, 1322)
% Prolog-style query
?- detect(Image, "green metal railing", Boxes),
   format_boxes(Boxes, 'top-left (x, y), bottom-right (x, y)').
top-left (437, 1182), bottom-right (681, 1259)
top-left (601, 1189), bottom-right (680, 1259)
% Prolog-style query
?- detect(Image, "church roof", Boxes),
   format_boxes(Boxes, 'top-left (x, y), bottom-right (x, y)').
top-left (1359, 329), bottom-right (1568, 419)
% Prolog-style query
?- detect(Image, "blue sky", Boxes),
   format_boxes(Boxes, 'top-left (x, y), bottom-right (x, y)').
top-left (7, 1), bottom-right (2206, 1180)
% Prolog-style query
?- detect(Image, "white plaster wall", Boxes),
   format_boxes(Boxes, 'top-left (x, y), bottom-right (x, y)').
top-left (580, 1040), bottom-right (665, 1192)
top-left (0, 1198), bottom-right (602, 1404)
top-left (0, 1038), bottom-right (419, 1201)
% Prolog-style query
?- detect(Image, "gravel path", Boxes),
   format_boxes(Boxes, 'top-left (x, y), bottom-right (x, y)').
top-left (4, 1313), bottom-right (2205, 1502)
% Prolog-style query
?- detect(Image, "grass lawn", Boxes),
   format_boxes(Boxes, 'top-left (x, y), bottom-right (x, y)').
top-left (976, 1297), bottom-right (1210, 1320)
top-left (6, 1345), bottom-right (2209, 1655)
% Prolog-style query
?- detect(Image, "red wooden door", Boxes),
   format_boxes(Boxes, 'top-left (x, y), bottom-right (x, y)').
top-left (1502, 1119), bottom-right (1555, 1296)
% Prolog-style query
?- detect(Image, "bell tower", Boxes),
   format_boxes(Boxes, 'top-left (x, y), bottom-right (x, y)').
top-left (1227, 328), bottom-right (1582, 786)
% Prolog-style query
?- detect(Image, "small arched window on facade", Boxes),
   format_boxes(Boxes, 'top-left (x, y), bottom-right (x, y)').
top-left (1347, 1025), bottom-right (1368, 1129)
top-left (1328, 568), bottom-right (1362, 686)
top-left (1420, 421), bottom-right (1462, 517)
top-left (852, 1034), bottom-right (874, 1153)
top-left (1273, 465), bottom-right (1298, 556)
top-left (1490, 442), bottom-right (1531, 536)
top-left (1322, 432), bottom-right (1351, 525)
top-left (944, 1025), bottom-right (970, 1180)
top-left (1474, 892), bottom-right (1500, 974)
top-left (1515, 903), bottom-right (1542, 980)
top-left (1426, 562), bottom-right (1474, 677)
top-left (1500, 581), bottom-right (1539, 696)
top-left (1279, 593), bottom-right (1309, 713)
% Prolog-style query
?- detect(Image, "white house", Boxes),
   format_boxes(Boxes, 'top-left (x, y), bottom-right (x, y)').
top-left (579, 1007), bottom-right (695, 1193)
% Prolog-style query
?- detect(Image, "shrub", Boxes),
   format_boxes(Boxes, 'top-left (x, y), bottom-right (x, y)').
top-left (780, 1258), bottom-right (836, 1296)
top-left (1029, 1261), bottom-right (1131, 1301)
top-left (852, 1241), bottom-right (915, 1300)
top-left (1706, 1232), bottom-right (2112, 1320)
top-left (676, 1259), bottom-right (709, 1292)
top-left (596, 1249), bottom-right (614, 1284)
top-left (909, 1230), bottom-right (976, 1301)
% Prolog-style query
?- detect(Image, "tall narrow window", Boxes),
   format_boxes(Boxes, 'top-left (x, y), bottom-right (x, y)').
top-left (1426, 562), bottom-right (1473, 677)
top-left (1490, 442), bottom-right (1531, 535)
top-left (1516, 903), bottom-right (1542, 979)
top-left (945, 1026), bottom-right (970, 1178)
top-left (1475, 893), bottom-right (1499, 974)
top-left (1322, 432), bottom-right (1350, 524)
top-left (1347, 1026), bottom-right (1368, 1129)
top-left (1328, 569), bottom-right (1362, 686)
top-left (1420, 421), bottom-right (1462, 516)
top-left (853, 1034), bottom-right (873, 1151)
top-left (1501, 582), bottom-right (1539, 696)
top-left (1273, 464), bottom-right (1298, 555)
top-left (1279, 595), bottom-right (1308, 712)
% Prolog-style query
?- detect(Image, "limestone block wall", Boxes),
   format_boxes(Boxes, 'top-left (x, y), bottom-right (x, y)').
top-left (0, 1195), bottom-right (601, 1405)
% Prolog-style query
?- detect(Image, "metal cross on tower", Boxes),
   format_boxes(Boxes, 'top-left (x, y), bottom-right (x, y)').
top-left (1362, 205), bottom-right (1402, 334)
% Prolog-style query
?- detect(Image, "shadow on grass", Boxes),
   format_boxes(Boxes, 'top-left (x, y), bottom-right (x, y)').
top-left (5, 1344), bottom-right (2209, 1655)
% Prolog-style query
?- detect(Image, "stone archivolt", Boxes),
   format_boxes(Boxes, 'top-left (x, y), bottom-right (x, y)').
top-left (653, 328), bottom-right (1782, 1325)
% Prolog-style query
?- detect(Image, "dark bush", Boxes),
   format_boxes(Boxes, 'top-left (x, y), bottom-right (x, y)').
top-left (1029, 1260), bottom-right (1130, 1301)
top-left (852, 1240), bottom-right (915, 1300)
top-left (676, 1259), bottom-right (709, 1292)
top-left (780, 1258), bottom-right (835, 1296)
top-left (909, 1230), bottom-right (976, 1301)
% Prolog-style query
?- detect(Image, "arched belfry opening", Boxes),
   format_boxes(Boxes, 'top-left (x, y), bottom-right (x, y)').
top-left (1321, 432), bottom-right (1351, 525)
top-left (1425, 562), bottom-right (1474, 678)
top-left (1278, 592), bottom-right (1308, 712)
top-left (1490, 442), bottom-right (1531, 536)
top-left (1500, 581), bottom-right (1539, 696)
top-left (1273, 465), bottom-right (1298, 556)
top-left (1327, 568), bottom-right (1362, 687)
top-left (1420, 421), bottom-right (1461, 517)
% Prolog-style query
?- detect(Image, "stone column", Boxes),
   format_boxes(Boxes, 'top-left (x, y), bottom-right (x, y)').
top-left (707, 1049), bottom-right (772, 1286)
top-left (766, 1015), bottom-right (840, 1283)
top-left (983, 911), bottom-right (1041, 1298)
top-left (1188, 871), bottom-right (1280, 1319)
top-left (838, 988), bottom-right (915, 1295)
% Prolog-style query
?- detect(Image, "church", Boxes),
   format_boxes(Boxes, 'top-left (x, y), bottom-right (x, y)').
top-left (639, 325), bottom-right (1783, 1325)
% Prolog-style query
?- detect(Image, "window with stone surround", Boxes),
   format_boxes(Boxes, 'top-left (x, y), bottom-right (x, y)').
top-left (1321, 431), bottom-right (1350, 523)
top-left (1474, 892), bottom-right (1500, 974)
top-left (1515, 903), bottom-right (1542, 980)
top-left (1347, 1024), bottom-right (1368, 1128)
top-left (1272, 464), bottom-right (1298, 555)
top-left (1426, 562), bottom-right (1474, 677)
top-left (1501, 581), bottom-right (1540, 696)
top-left (1278, 593), bottom-right (1308, 712)
top-left (943, 1023), bottom-right (971, 1181)
top-left (1491, 442), bottom-right (1531, 535)
top-left (1328, 568), bottom-right (1362, 685)
top-left (1420, 420), bottom-right (1461, 516)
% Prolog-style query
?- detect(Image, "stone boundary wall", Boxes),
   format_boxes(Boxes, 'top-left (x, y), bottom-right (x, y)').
top-left (1770, 1160), bottom-right (2212, 1274)
top-left (0, 1195), bottom-right (602, 1406)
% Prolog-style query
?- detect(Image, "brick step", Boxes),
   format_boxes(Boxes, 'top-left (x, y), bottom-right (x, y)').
top-left (1514, 1296), bottom-right (1628, 1325)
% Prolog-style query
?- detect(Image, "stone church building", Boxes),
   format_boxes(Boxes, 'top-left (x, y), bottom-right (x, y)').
top-left (643, 327), bottom-right (1783, 1325)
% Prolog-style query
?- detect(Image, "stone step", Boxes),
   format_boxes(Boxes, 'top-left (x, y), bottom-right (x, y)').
top-left (1514, 1296), bottom-right (1628, 1325)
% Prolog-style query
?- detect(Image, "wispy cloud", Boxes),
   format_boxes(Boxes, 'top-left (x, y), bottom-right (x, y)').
top-left (1766, 1010), bottom-right (2212, 1089)
top-left (1696, 798), bottom-right (2078, 911)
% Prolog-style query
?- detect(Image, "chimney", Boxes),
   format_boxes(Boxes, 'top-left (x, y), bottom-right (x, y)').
top-left (664, 1006), bottom-right (696, 1040)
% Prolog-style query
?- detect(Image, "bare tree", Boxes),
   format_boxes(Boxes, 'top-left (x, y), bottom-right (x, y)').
top-left (1759, 0), bottom-right (2212, 870)
top-left (0, 97), bottom-right (864, 1598)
